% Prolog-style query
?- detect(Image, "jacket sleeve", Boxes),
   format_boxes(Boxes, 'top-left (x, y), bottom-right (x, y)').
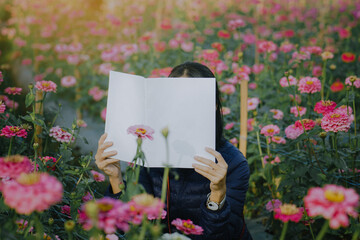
top-left (198, 157), bottom-right (250, 240)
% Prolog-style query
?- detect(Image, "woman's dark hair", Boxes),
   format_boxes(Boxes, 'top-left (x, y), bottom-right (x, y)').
top-left (168, 62), bottom-right (225, 150)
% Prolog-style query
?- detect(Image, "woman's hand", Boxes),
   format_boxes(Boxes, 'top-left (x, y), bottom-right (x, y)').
top-left (95, 133), bottom-right (123, 194)
top-left (192, 147), bottom-right (228, 203)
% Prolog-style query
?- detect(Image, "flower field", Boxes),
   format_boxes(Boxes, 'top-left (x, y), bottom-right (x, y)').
top-left (0, 0), bottom-right (359, 239)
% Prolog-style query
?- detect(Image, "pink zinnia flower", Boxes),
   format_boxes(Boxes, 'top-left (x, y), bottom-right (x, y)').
top-left (79, 197), bottom-right (131, 234)
top-left (225, 122), bottom-right (235, 130)
top-left (247, 118), bottom-right (255, 132)
top-left (248, 82), bottom-right (257, 89)
top-left (345, 76), bottom-right (360, 88)
top-left (128, 193), bottom-right (164, 224)
top-left (304, 185), bottom-right (359, 229)
top-left (285, 124), bottom-right (304, 139)
top-left (49, 126), bottom-right (75, 143)
top-left (270, 109), bottom-right (284, 120)
top-left (101, 108), bottom-right (107, 121)
top-left (314, 100), bottom-right (337, 115)
top-left (35, 80), bottom-right (57, 92)
top-left (77, 119), bottom-right (87, 128)
top-left (81, 192), bottom-right (93, 202)
top-left (181, 42), bottom-right (194, 52)
top-left (257, 40), bottom-right (277, 53)
top-left (98, 63), bottom-right (114, 75)
top-left (61, 76), bottom-right (77, 87)
top-left (298, 76), bottom-right (321, 94)
top-left (221, 107), bottom-right (231, 115)
top-left (252, 64), bottom-right (264, 74)
top-left (290, 106), bottom-right (306, 117)
top-left (5, 87), bottom-right (22, 95)
top-left (271, 136), bottom-right (286, 144)
top-left (260, 124), bottom-right (280, 137)
top-left (1, 125), bottom-right (27, 138)
top-left (279, 75), bottom-right (297, 87)
top-left (248, 97), bottom-right (260, 111)
top-left (220, 84), bottom-right (236, 95)
top-left (2, 172), bottom-right (63, 215)
top-left (266, 199), bottom-right (282, 212)
top-left (274, 204), bottom-right (304, 223)
top-left (0, 101), bottom-right (6, 113)
top-left (295, 119), bottom-right (316, 131)
top-left (229, 137), bottom-right (238, 146)
top-left (0, 155), bottom-right (33, 179)
top-left (88, 86), bottom-right (105, 101)
top-left (127, 125), bottom-right (154, 140)
top-left (171, 218), bottom-right (203, 235)
top-left (321, 111), bottom-right (351, 133)
top-left (61, 205), bottom-right (71, 216)
top-left (91, 170), bottom-right (105, 182)
top-left (263, 155), bottom-right (281, 165)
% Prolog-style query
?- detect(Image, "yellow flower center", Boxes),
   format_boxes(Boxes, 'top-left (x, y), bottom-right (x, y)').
top-left (324, 190), bottom-right (345, 202)
top-left (267, 129), bottom-right (274, 133)
top-left (3, 155), bottom-right (24, 163)
top-left (280, 204), bottom-right (299, 215)
top-left (133, 193), bottom-right (156, 207)
top-left (273, 136), bottom-right (281, 141)
top-left (136, 128), bottom-right (146, 135)
top-left (306, 80), bottom-right (313, 85)
top-left (331, 113), bottom-right (340, 118)
top-left (249, 102), bottom-right (253, 105)
top-left (17, 173), bottom-right (41, 185)
top-left (97, 203), bottom-right (114, 212)
top-left (10, 126), bottom-right (20, 132)
top-left (183, 221), bottom-right (195, 229)
top-left (322, 100), bottom-right (332, 106)
top-left (42, 82), bottom-right (50, 87)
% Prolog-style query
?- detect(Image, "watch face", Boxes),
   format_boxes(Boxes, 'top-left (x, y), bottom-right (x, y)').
top-left (207, 201), bottom-right (219, 211)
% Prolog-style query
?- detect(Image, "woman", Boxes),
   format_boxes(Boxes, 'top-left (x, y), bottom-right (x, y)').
top-left (95, 62), bottom-right (252, 239)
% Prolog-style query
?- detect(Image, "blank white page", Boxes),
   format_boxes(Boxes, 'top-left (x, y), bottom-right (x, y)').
top-left (105, 71), bottom-right (145, 162)
top-left (143, 77), bottom-right (215, 168)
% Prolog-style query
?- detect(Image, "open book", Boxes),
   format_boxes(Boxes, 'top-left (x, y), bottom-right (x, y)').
top-left (104, 71), bottom-right (215, 168)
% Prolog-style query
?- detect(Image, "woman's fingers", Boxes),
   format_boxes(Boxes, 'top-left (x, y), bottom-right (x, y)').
top-left (99, 141), bottom-right (113, 152)
top-left (192, 163), bottom-right (222, 178)
top-left (98, 133), bottom-right (108, 146)
top-left (205, 147), bottom-right (228, 169)
top-left (194, 155), bottom-right (218, 169)
top-left (97, 158), bottom-right (120, 170)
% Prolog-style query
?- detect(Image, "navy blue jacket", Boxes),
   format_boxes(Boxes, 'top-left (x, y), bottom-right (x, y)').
top-left (106, 141), bottom-right (252, 240)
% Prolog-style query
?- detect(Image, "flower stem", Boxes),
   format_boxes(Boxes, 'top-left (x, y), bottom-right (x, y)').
top-left (7, 137), bottom-right (13, 156)
top-left (279, 221), bottom-right (289, 240)
top-left (315, 220), bottom-right (329, 240)
top-left (255, 120), bottom-right (264, 168)
top-left (321, 59), bottom-right (327, 100)
top-left (138, 215), bottom-right (148, 240)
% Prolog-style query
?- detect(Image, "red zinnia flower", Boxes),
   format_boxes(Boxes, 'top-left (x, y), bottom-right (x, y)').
top-left (295, 119), bottom-right (316, 131)
top-left (341, 52), bottom-right (355, 63)
top-left (0, 126), bottom-right (27, 138)
top-left (330, 80), bottom-right (344, 92)
top-left (217, 30), bottom-right (231, 39)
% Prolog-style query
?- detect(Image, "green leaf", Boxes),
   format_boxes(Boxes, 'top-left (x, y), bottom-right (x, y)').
top-left (25, 93), bottom-right (35, 107)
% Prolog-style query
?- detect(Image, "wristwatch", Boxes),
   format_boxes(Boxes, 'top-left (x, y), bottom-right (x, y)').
top-left (206, 193), bottom-right (226, 211)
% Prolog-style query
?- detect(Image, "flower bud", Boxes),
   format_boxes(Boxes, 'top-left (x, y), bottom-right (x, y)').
top-left (64, 220), bottom-right (75, 232)
top-left (319, 132), bottom-right (327, 139)
top-left (119, 182), bottom-right (125, 190)
top-left (33, 143), bottom-right (39, 149)
top-left (238, 51), bottom-right (243, 59)
top-left (48, 218), bottom-right (54, 225)
top-left (329, 64), bottom-right (336, 70)
top-left (161, 126), bottom-right (169, 138)
top-left (284, 71), bottom-right (289, 77)
top-left (85, 201), bottom-right (99, 220)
